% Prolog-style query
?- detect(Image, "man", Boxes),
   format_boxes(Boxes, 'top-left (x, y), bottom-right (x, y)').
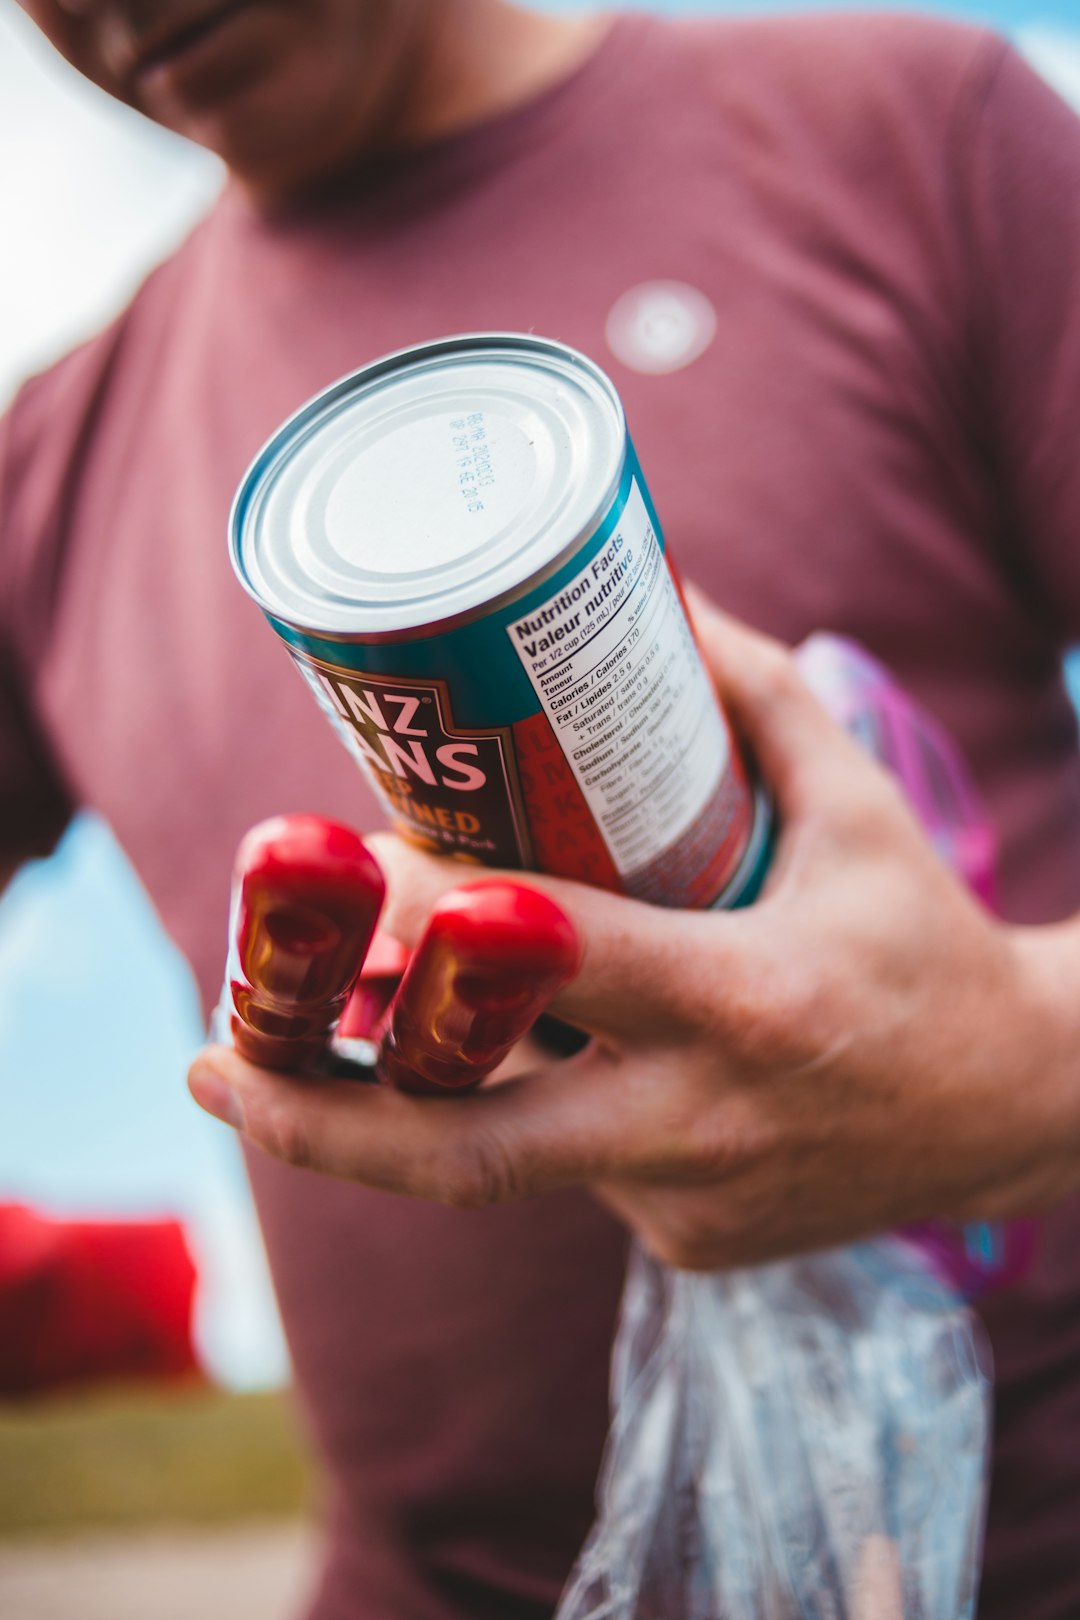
top-left (6, 0), bottom-right (1080, 1614)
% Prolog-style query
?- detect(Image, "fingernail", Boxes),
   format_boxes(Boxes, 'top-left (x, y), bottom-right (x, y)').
top-left (189, 1060), bottom-right (247, 1131)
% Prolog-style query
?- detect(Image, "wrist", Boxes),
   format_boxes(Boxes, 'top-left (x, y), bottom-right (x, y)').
top-left (999, 918), bottom-right (1080, 1211)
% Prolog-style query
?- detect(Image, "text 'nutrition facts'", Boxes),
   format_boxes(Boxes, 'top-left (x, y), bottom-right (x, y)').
top-left (507, 480), bottom-right (729, 878)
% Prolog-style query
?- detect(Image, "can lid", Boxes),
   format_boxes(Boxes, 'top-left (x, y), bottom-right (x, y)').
top-left (230, 334), bottom-right (626, 638)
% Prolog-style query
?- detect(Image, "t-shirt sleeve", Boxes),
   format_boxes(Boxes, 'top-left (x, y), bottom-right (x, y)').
top-left (963, 44), bottom-right (1080, 641)
top-left (0, 401), bottom-right (75, 875)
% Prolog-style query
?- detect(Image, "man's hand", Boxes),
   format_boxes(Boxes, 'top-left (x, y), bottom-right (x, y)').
top-left (188, 593), bottom-right (1080, 1269)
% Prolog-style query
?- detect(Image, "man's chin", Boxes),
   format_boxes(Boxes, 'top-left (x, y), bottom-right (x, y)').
top-left (140, 44), bottom-right (380, 205)
top-left (174, 108), bottom-right (370, 209)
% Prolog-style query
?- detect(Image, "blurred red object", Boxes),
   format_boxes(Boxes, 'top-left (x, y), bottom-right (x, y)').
top-left (0, 1203), bottom-right (200, 1396)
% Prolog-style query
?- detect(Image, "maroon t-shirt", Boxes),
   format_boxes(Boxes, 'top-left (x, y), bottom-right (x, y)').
top-left (4, 13), bottom-right (1080, 1616)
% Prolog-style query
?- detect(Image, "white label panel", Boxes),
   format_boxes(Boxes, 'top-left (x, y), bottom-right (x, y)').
top-left (506, 480), bottom-right (730, 877)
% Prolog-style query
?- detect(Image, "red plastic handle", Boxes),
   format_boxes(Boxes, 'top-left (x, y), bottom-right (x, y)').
top-left (377, 882), bottom-right (580, 1093)
top-left (335, 931), bottom-right (412, 1045)
top-left (229, 814), bottom-right (385, 1071)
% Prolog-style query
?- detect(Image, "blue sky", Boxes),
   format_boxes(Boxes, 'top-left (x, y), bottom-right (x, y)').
top-left (547, 0), bottom-right (1080, 29)
top-left (1, 0), bottom-right (1078, 1388)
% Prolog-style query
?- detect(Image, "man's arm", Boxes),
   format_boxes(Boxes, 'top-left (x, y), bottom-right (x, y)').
top-left (188, 594), bottom-right (1080, 1269)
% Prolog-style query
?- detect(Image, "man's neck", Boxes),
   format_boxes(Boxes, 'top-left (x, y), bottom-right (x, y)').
top-left (387, 1), bottom-right (612, 152)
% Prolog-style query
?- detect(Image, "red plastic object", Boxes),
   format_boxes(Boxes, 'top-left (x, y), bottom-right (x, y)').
top-left (377, 881), bottom-right (580, 1093)
top-left (0, 1204), bottom-right (199, 1396)
top-left (229, 814), bottom-right (385, 1070)
top-left (337, 930), bottom-right (412, 1044)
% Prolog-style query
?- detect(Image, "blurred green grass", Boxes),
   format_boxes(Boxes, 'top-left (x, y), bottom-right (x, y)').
top-left (0, 1386), bottom-right (311, 1538)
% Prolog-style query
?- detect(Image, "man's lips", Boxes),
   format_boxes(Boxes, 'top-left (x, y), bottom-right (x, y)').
top-left (129, 0), bottom-right (253, 79)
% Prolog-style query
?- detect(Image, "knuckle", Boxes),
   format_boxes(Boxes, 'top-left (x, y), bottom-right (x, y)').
top-left (264, 1106), bottom-right (315, 1171)
top-left (773, 967), bottom-right (839, 1059)
top-left (683, 1109), bottom-right (763, 1184)
top-left (710, 968), bottom-right (823, 1072)
top-left (781, 956), bottom-right (849, 1063)
top-left (708, 975), bottom-right (771, 1052)
top-left (434, 1134), bottom-right (518, 1210)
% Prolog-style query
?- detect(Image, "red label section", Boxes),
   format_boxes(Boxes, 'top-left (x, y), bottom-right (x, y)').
top-left (513, 711), bottom-right (622, 891)
top-left (623, 757), bottom-right (753, 908)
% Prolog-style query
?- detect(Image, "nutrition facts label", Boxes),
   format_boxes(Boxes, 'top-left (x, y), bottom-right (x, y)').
top-left (506, 481), bottom-right (730, 880)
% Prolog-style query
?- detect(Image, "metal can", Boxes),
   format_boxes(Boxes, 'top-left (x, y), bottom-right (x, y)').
top-left (230, 334), bottom-right (770, 910)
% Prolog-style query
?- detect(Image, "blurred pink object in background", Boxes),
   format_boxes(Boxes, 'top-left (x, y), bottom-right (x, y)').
top-left (796, 634), bottom-right (1035, 1294)
top-left (796, 634), bottom-right (998, 908)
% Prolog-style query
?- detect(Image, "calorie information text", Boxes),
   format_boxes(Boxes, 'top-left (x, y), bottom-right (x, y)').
top-left (507, 480), bottom-right (730, 881)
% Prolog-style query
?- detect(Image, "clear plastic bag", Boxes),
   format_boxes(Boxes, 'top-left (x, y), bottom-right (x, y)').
top-left (555, 635), bottom-right (1010, 1620)
top-left (556, 1241), bottom-right (990, 1620)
